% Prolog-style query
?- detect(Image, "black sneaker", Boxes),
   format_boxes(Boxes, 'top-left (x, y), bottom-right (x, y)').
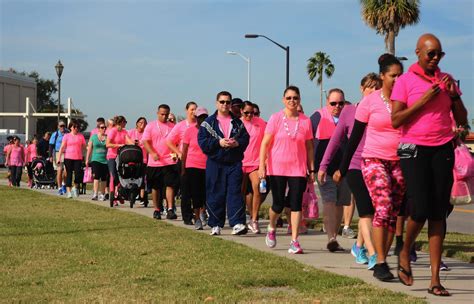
top-left (183, 219), bottom-right (194, 225)
top-left (153, 210), bottom-right (162, 220)
top-left (104, 193), bottom-right (109, 200)
top-left (166, 209), bottom-right (178, 220)
top-left (373, 263), bottom-right (395, 281)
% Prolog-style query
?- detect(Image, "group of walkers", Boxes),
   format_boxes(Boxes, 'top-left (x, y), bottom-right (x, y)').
top-left (2, 33), bottom-right (468, 297)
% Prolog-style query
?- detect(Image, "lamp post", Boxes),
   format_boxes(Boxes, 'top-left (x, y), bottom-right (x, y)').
top-left (245, 34), bottom-right (289, 88)
top-left (226, 51), bottom-right (251, 100)
top-left (55, 60), bottom-right (64, 125)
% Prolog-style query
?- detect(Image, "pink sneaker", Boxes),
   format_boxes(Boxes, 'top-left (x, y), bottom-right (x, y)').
top-left (288, 240), bottom-right (304, 254)
top-left (265, 226), bottom-right (277, 248)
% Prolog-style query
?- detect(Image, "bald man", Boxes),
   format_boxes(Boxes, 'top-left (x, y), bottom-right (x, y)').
top-left (391, 33), bottom-right (467, 296)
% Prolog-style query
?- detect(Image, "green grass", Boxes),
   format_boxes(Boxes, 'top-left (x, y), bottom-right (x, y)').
top-left (0, 186), bottom-right (422, 303)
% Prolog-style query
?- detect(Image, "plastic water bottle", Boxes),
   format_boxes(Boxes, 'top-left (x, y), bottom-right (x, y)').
top-left (259, 178), bottom-right (267, 193)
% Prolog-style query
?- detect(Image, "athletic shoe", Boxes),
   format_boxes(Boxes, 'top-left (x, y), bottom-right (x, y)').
top-left (166, 209), bottom-right (178, 220)
top-left (91, 194), bottom-right (98, 201)
top-left (58, 188), bottom-right (64, 195)
top-left (153, 210), bottom-right (162, 220)
top-left (430, 261), bottom-right (449, 271)
top-left (61, 185), bottom-right (66, 194)
top-left (265, 226), bottom-right (277, 248)
top-left (232, 224), bottom-right (248, 235)
top-left (288, 240), bottom-right (304, 254)
top-left (210, 226), bottom-right (221, 236)
top-left (104, 193), bottom-right (109, 200)
top-left (356, 247), bottom-right (369, 265)
top-left (98, 194), bottom-right (105, 201)
top-left (327, 239), bottom-right (344, 252)
top-left (342, 227), bottom-right (357, 239)
top-left (194, 219), bottom-right (203, 230)
top-left (200, 211), bottom-right (208, 227)
top-left (66, 192), bottom-right (72, 199)
top-left (409, 247), bottom-right (418, 263)
top-left (373, 263), bottom-right (394, 281)
top-left (367, 254), bottom-right (377, 270)
top-left (351, 242), bottom-right (361, 257)
top-left (71, 188), bottom-right (78, 198)
top-left (183, 219), bottom-right (194, 225)
top-left (248, 220), bottom-right (260, 234)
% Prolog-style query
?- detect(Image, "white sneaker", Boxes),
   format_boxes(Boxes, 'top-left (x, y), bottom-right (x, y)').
top-left (66, 192), bottom-right (72, 199)
top-left (232, 223), bottom-right (248, 235)
top-left (98, 194), bottom-right (105, 201)
top-left (71, 188), bottom-right (78, 198)
top-left (210, 226), bottom-right (221, 236)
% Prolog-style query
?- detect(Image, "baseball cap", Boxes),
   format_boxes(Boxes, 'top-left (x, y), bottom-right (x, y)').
top-left (195, 107), bottom-right (208, 117)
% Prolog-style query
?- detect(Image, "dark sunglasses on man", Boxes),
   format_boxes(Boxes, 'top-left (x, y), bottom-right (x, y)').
top-left (329, 101), bottom-right (345, 107)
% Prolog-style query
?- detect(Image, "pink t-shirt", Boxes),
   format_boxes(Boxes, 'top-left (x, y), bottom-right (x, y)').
top-left (242, 117), bottom-right (266, 167)
top-left (106, 127), bottom-right (128, 160)
top-left (142, 120), bottom-right (176, 167)
top-left (9, 145), bottom-right (24, 166)
top-left (265, 111), bottom-right (313, 177)
top-left (25, 144), bottom-right (37, 162)
top-left (182, 126), bottom-right (207, 169)
top-left (62, 133), bottom-right (86, 160)
top-left (167, 119), bottom-right (196, 149)
top-left (217, 114), bottom-right (232, 139)
top-left (391, 71), bottom-right (456, 146)
top-left (128, 128), bottom-right (148, 163)
top-left (356, 90), bottom-right (400, 160)
top-left (90, 128), bottom-right (99, 136)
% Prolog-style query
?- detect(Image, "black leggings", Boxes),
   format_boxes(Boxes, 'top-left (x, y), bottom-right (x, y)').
top-left (269, 175), bottom-right (306, 213)
top-left (182, 168), bottom-right (206, 210)
top-left (400, 142), bottom-right (454, 222)
top-left (26, 163), bottom-right (33, 180)
top-left (9, 166), bottom-right (23, 187)
top-left (64, 159), bottom-right (82, 187)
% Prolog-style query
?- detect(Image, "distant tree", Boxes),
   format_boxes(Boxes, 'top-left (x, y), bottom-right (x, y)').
top-left (8, 69), bottom-right (88, 135)
top-left (306, 52), bottom-right (335, 108)
top-left (360, 0), bottom-right (420, 55)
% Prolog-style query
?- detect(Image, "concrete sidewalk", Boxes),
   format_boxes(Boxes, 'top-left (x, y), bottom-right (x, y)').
top-left (9, 184), bottom-right (474, 303)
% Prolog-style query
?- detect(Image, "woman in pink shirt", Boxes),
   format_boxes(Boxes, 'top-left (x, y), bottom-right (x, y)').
top-left (6, 136), bottom-right (25, 187)
top-left (128, 117), bottom-right (148, 205)
top-left (57, 121), bottom-right (86, 198)
top-left (259, 86), bottom-right (315, 254)
top-left (106, 115), bottom-right (133, 204)
top-left (340, 54), bottom-right (405, 282)
top-left (177, 107), bottom-right (209, 230)
top-left (25, 137), bottom-right (38, 188)
top-left (241, 101), bottom-right (266, 234)
top-left (391, 34), bottom-right (468, 295)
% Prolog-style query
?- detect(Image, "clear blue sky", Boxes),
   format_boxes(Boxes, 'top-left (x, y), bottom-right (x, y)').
top-left (1, 0), bottom-right (472, 130)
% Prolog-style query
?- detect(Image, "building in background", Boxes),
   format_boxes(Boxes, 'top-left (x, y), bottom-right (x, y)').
top-left (0, 70), bottom-right (37, 137)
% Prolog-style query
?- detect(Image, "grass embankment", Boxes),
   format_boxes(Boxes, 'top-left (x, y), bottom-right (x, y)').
top-left (0, 186), bottom-right (421, 303)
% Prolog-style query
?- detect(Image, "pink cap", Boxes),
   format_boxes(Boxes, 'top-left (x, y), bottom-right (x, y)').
top-left (195, 107), bottom-right (208, 117)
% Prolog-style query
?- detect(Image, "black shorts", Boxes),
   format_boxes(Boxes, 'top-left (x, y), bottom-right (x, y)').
top-left (400, 142), bottom-right (454, 222)
top-left (91, 161), bottom-right (108, 181)
top-left (269, 175), bottom-right (306, 213)
top-left (146, 165), bottom-right (179, 190)
top-left (183, 167), bottom-right (206, 209)
top-left (346, 169), bottom-right (374, 217)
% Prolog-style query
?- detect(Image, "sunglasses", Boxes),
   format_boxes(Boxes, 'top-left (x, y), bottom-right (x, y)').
top-left (426, 50), bottom-right (445, 60)
top-left (243, 111), bottom-right (254, 116)
top-left (285, 96), bottom-right (300, 101)
top-left (99, 126), bottom-right (106, 129)
top-left (253, 112), bottom-right (260, 116)
top-left (218, 100), bottom-right (231, 105)
top-left (59, 125), bottom-right (65, 128)
top-left (329, 101), bottom-right (345, 107)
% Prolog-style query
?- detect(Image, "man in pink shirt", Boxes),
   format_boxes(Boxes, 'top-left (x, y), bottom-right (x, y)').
top-left (166, 101), bottom-right (197, 225)
top-left (143, 104), bottom-right (179, 220)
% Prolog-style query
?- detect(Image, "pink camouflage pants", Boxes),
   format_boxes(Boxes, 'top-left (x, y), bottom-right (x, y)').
top-left (361, 158), bottom-right (406, 232)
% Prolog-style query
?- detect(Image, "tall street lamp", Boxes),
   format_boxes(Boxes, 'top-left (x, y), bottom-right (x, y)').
top-left (226, 51), bottom-right (251, 100)
top-left (245, 34), bottom-right (289, 88)
top-left (55, 60), bottom-right (64, 125)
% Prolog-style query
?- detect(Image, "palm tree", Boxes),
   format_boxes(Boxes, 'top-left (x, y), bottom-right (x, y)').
top-left (360, 0), bottom-right (420, 55)
top-left (307, 52), bottom-right (335, 108)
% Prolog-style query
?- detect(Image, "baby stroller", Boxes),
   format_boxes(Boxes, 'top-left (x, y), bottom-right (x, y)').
top-left (113, 145), bottom-right (146, 208)
top-left (31, 158), bottom-right (56, 189)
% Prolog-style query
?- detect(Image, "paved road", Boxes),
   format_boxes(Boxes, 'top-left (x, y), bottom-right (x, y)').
top-left (3, 182), bottom-right (473, 303)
